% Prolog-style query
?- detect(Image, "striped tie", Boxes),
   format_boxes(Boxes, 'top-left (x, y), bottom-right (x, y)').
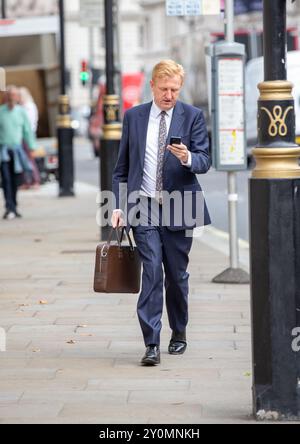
top-left (156, 111), bottom-right (167, 200)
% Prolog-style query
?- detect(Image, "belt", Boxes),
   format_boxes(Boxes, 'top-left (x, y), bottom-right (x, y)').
top-left (140, 193), bottom-right (163, 206)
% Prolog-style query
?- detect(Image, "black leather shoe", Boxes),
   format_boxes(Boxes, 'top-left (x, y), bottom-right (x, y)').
top-left (168, 331), bottom-right (187, 355)
top-left (141, 345), bottom-right (160, 366)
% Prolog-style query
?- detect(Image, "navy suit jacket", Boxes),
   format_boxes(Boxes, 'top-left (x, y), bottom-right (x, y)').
top-left (112, 100), bottom-right (211, 231)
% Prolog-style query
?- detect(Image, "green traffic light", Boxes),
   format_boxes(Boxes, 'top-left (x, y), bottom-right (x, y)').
top-left (80, 71), bottom-right (90, 84)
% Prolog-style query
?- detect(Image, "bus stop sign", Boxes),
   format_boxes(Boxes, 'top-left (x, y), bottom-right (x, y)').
top-left (207, 41), bottom-right (247, 171)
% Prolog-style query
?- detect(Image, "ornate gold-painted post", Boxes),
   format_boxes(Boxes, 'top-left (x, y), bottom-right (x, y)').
top-left (100, 0), bottom-right (122, 240)
top-left (57, 0), bottom-right (74, 197)
top-left (250, 0), bottom-right (300, 420)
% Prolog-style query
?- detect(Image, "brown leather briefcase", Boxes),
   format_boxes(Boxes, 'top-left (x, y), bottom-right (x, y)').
top-left (94, 228), bottom-right (141, 294)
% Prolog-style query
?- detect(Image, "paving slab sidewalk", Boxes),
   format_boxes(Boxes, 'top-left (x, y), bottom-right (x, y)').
top-left (0, 183), bottom-right (253, 424)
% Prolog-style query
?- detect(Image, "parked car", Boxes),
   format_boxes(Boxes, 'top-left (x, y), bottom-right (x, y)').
top-left (33, 138), bottom-right (58, 183)
top-left (88, 83), bottom-right (105, 157)
top-left (71, 106), bottom-right (90, 138)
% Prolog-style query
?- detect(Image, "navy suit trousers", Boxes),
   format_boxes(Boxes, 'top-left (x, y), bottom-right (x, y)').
top-left (133, 198), bottom-right (193, 347)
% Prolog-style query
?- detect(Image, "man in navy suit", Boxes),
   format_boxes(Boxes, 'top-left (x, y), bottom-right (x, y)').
top-left (112, 60), bottom-right (211, 366)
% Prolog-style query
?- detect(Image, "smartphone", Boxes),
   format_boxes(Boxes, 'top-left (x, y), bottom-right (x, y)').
top-left (170, 136), bottom-right (182, 146)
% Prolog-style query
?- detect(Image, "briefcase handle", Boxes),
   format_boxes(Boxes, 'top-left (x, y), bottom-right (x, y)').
top-left (107, 228), bottom-right (135, 251)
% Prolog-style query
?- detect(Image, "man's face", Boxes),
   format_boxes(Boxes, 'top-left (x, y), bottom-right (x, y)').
top-left (150, 75), bottom-right (183, 111)
top-left (6, 89), bottom-right (19, 107)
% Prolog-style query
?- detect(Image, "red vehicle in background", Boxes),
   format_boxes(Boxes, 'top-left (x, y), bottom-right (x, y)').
top-left (89, 72), bottom-right (145, 156)
top-left (122, 72), bottom-right (145, 112)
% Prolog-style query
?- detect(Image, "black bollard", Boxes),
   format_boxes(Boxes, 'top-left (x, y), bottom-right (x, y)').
top-left (250, 0), bottom-right (300, 420)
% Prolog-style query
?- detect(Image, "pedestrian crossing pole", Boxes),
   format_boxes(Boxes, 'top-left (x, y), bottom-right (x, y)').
top-left (250, 0), bottom-right (300, 420)
top-left (212, 0), bottom-right (249, 284)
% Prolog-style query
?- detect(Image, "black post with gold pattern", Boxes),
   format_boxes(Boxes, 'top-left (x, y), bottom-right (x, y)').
top-left (250, 0), bottom-right (300, 420)
top-left (100, 0), bottom-right (122, 240)
top-left (57, 0), bottom-right (74, 197)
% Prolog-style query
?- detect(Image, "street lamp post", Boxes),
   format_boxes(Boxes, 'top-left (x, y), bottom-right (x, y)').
top-left (100, 0), bottom-right (122, 240)
top-left (250, 0), bottom-right (300, 420)
top-left (1, 0), bottom-right (6, 19)
top-left (57, 0), bottom-right (75, 197)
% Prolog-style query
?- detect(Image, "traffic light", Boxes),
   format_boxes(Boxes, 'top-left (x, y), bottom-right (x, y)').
top-left (80, 60), bottom-right (90, 86)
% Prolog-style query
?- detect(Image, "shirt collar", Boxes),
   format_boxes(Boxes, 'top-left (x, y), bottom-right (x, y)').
top-left (4, 104), bottom-right (17, 112)
top-left (151, 101), bottom-right (174, 119)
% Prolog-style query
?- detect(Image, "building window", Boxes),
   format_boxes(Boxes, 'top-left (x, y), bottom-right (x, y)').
top-left (100, 27), bottom-right (105, 48)
top-left (144, 17), bottom-right (151, 50)
top-left (139, 24), bottom-right (145, 48)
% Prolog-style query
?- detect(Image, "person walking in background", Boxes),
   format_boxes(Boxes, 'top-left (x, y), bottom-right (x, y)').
top-left (0, 86), bottom-right (36, 220)
top-left (112, 60), bottom-right (211, 366)
top-left (19, 87), bottom-right (39, 135)
top-left (19, 87), bottom-right (40, 187)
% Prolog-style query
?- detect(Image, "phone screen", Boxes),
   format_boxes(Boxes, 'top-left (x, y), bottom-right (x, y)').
top-left (170, 137), bottom-right (182, 146)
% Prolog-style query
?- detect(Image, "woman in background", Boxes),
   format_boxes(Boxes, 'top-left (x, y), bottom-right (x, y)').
top-left (19, 87), bottom-right (40, 187)
top-left (19, 88), bottom-right (39, 134)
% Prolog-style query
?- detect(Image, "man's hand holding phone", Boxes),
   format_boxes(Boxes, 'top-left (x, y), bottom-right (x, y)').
top-left (167, 137), bottom-right (189, 165)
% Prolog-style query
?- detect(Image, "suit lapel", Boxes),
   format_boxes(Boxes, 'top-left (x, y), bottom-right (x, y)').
top-left (137, 102), bottom-right (152, 169)
top-left (164, 101), bottom-right (185, 164)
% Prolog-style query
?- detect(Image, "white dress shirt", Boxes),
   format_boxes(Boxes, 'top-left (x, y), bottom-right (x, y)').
top-left (140, 101), bottom-right (174, 197)
top-left (140, 101), bottom-right (191, 198)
